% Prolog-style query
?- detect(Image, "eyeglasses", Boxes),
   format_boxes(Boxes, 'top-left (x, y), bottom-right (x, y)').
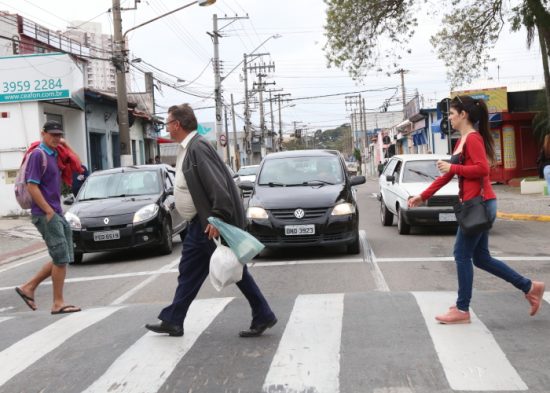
top-left (164, 119), bottom-right (178, 127)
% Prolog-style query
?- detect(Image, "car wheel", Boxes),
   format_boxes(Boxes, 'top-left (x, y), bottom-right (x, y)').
top-left (159, 219), bottom-right (173, 255)
top-left (346, 232), bottom-right (360, 254)
top-left (397, 207), bottom-right (411, 235)
top-left (380, 198), bottom-right (393, 226)
top-left (71, 252), bottom-right (83, 265)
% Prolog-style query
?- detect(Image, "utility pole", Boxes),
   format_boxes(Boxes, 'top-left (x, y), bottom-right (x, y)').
top-left (112, 0), bottom-right (132, 166)
top-left (224, 102), bottom-right (231, 166)
top-left (266, 89), bottom-right (282, 151)
top-left (211, 14), bottom-right (223, 157)
top-left (274, 93), bottom-right (290, 151)
top-left (249, 61), bottom-right (275, 155)
top-left (231, 93), bottom-right (240, 170)
top-left (394, 68), bottom-right (409, 117)
top-left (210, 14), bottom-right (248, 159)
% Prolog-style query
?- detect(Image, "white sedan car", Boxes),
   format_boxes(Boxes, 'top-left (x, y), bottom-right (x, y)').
top-left (378, 154), bottom-right (459, 234)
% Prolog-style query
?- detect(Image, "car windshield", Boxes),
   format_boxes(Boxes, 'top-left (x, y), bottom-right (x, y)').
top-left (78, 170), bottom-right (161, 200)
top-left (237, 166), bottom-right (259, 176)
top-left (258, 156), bottom-right (344, 186)
top-left (402, 160), bottom-right (452, 183)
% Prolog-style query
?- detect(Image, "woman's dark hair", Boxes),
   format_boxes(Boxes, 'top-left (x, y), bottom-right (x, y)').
top-left (168, 103), bottom-right (198, 132)
top-left (450, 95), bottom-right (495, 164)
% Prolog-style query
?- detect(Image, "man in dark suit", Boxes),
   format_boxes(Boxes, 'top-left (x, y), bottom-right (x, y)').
top-left (145, 104), bottom-right (276, 337)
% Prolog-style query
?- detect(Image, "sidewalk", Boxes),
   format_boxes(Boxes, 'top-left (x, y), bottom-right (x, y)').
top-left (0, 216), bottom-right (46, 266)
top-left (0, 183), bottom-right (548, 266)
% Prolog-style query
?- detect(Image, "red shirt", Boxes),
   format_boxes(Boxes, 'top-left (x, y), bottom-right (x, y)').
top-left (420, 132), bottom-right (496, 202)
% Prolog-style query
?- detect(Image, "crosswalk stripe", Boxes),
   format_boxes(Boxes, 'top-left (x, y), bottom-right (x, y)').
top-left (0, 307), bottom-right (122, 388)
top-left (263, 293), bottom-right (344, 393)
top-left (543, 292), bottom-right (550, 305)
top-left (81, 297), bottom-right (233, 393)
top-left (0, 317), bottom-right (13, 325)
top-left (413, 292), bottom-right (528, 391)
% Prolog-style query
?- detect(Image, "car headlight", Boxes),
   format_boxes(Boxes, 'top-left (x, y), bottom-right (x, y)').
top-left (331, 202), bottom-right (356, 216)
top-left (64, 211), bottom-right (81, 230)
top-left (133, 204), bottom-right (159, 224)
top-left (247, 206), bottom-right (268, 220)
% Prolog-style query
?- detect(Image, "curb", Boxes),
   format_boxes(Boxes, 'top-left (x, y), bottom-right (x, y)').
top-left (497, 211), bottom-right (550, 222)
top-left (0, 242), bottom-right (47, 266)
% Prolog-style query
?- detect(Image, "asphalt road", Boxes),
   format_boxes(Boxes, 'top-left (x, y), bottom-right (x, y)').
top-left (0, 179), bottom-right (549, 393)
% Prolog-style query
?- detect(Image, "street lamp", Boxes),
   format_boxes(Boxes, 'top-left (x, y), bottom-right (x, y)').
top-left (112, 0), bottom-right (215, 166)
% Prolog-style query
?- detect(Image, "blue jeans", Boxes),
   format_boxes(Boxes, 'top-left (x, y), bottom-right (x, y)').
top-left (453, 198), bottom-right (532, 311)
top-left (159, 217), bottom-right (275, 326)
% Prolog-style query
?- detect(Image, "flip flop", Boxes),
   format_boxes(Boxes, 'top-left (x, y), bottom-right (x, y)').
top-left (51, 305), bottom-right (81, 315)
top-left (15, 287), bottom-right (36, 311)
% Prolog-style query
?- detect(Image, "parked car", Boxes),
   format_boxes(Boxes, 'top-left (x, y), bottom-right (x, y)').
top-left (345, 161), bottom-right (358, 176)
top-left (239, 150), bottom-right (366, 254)
top-left (63, 164), bottom-right (187, 264)
top-left (236, 165), bottom-right (260, 197)
top-left (378, 154), bottom-right (459, 235)
top-left (236, 165), bottom-right (260, 183)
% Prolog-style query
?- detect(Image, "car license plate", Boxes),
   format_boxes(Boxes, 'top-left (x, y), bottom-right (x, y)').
top-left (439, 213), bottom-right (456, 222)
top-left (285, 225), bottom-right (315, 236)
top-left (93, 230), bottom-right (120, 241)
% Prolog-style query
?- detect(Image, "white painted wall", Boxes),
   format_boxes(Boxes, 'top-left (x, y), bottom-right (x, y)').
top-left (0, 101), bottom-right (85, 216)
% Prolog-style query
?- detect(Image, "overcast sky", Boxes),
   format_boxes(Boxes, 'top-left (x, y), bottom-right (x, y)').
top-left (1, 0), bottom-right (546, 134)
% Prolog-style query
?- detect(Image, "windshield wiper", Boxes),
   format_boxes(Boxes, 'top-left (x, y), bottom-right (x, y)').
top-left (302, 180), bottom-right (335, 186)
top-left (408, 169), bottom-right (436, 180)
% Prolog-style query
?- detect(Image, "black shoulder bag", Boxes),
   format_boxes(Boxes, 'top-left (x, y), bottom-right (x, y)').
top-left (452, 146), bottom-right (492, 236)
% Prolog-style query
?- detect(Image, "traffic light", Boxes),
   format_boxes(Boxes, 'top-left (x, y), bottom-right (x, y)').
top-left (437, 98), bottom-right (451, 135)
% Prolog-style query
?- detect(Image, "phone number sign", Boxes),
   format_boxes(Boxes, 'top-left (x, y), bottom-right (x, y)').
top-left (0, 53), bottom-right (82, 105)
top-left (0, 78), bottom-right (69, 103)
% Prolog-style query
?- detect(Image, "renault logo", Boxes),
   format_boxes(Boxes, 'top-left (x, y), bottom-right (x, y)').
top-left (294, 209), bottom-right (305, 219)
top-left (103, 217), bottom-right (110, 225)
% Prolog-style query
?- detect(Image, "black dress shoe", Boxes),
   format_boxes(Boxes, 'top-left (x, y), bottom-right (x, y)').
top-left (239, 317), bottom-right (277, 338)
top-left (145, 321), bottom-right (184, 337)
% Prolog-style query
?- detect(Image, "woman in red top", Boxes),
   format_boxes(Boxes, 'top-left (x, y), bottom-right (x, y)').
top-left (408, 95), bottom-right (545, 324)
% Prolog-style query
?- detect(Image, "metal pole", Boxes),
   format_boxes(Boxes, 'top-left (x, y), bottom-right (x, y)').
top-left (224, 102), bottom-right (230, 166)
top-left (258, 73), bottom-right (265, 153)
top-left (277, 94), bottom-right (282, 151)
top-left (231, 94), bottom-right (240, 170)
top-left (213, 14), bottom-right (224, 157)
top-left (242, 54), bottom-right (250, 164)
top-left (112, 0), bottom-right (132, 166)
top-left (269, 90), bottom-right (275, 152)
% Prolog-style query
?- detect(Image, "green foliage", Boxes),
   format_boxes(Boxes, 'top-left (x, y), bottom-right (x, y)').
top-left (324, 0), bottom-right (421, 79)
top-left (324, 0), bottom-right (550, 89)
top-left (282, 124), bottom-right (350, 152)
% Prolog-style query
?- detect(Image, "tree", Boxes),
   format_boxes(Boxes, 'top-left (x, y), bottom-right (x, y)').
top-left (324, 0), bottom-right (550, 137)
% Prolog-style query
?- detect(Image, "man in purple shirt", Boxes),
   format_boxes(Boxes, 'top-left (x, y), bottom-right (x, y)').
top-left (14, 120), bottom-right (81, 315)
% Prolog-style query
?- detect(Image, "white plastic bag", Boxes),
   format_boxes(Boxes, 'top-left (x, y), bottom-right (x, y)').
top-left (209, 237), bottom-right (243, 291)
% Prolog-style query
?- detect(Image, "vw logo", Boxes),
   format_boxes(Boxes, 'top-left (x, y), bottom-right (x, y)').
top-left (294, 209), bottom-right (305, 219)
top-left (103, 217), bottom-right (110, 225)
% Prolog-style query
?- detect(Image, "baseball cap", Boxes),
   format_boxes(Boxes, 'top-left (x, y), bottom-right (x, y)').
top-left (43, 120), bottom-right (64, 134)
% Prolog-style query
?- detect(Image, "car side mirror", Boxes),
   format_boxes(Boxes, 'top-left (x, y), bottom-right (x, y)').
top-left (166, 186), bottom-right (174, 195)
top-left (349, 175), bottom-right (366, 186)
top-left (63, 195), bottom-right (75, 205)
top-left (238, 181), bottom-right (254, 191)
top-left (385, 174), bottom-right (395, 183)
top-left (233, 173), bottom-right (239, 179)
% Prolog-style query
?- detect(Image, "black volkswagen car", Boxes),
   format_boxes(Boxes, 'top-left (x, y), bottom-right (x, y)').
top-left (239, 150), bottom-right (365, 254)
top-left (64, 164), bottom-right (186, 264)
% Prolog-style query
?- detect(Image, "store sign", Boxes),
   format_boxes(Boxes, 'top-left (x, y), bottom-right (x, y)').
top-left (0, 53), bottom-right (84, 109)
top-left (451, 86), bottom-right (508, 113)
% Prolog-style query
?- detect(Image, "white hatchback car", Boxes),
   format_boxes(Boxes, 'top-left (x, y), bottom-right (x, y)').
top-left (378, 154), bottom-right (459, 234)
